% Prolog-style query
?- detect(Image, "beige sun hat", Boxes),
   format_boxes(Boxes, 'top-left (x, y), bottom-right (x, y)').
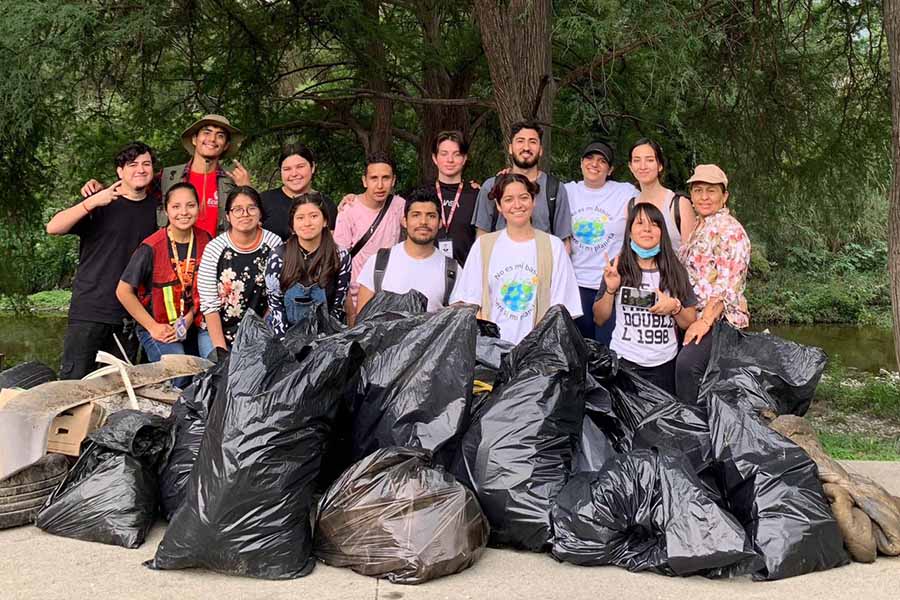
top-left (686, 164), bottom-right (728, 189)
top-left (180, 114), bottom-right (245, 158)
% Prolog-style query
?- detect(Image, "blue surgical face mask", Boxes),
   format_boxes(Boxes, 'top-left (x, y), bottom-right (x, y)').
top-left (630, 239), bottom-right (660, 259)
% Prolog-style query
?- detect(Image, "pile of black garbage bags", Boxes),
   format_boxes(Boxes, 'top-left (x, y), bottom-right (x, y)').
top-left (35, 291), bottom-right (850, 583)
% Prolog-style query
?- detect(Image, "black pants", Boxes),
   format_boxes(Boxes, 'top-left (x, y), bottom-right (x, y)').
top-left (575, 286), bottom-right (615, 345)
top-left (59, 318), bottom-right (139, 380)
top-left (620, 357), bottom-right (677, 396)
top-left (675, 332), bottom-right (713, 405)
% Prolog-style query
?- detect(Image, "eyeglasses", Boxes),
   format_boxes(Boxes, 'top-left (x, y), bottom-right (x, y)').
top-left (229, 206), bottom-right (260, 216)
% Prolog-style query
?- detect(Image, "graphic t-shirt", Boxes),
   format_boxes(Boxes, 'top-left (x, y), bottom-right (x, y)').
top-left (188, 170), bottom-right (220, 237)
top-left (357, 242), bottom-right (458, 312)
top-left (565, 180), bottom-right (637, 288)
top-left (68, 194), bottom-right (158, 324)
top-left (333, 194), bottom-right (405, 302)
top-left (598, 269), bottom-right (697, 367)
top-left (434, 181), bottom-right (478, 265)
top-left (450, 230), bottom-right (582, 345)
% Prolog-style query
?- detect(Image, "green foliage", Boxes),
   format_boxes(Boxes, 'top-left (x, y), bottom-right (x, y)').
top-left (748, 268), bottom-right (891, 326)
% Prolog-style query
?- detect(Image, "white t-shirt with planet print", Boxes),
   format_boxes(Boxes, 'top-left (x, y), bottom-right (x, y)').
top-left (451, 229), bottom-right (583, 345)
top-left (565, 180), bottom-right (638, 289)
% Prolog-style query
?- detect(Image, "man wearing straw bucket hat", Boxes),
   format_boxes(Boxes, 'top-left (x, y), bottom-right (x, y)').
top-left (160, 114), bottom-right (252, 236)
top-left (80, 114), bottom-right (252, 237)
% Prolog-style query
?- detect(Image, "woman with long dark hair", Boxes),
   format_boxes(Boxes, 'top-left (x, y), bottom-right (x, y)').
top-left (265, 192), bottom-right (351, 338)
top-left (627, 138), bottom-right (696, 252)
top-left (592, 203), bottom-right (698, 394)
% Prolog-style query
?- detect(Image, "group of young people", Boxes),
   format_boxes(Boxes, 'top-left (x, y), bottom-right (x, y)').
top-left (47, 114), bottom-right (751, 405)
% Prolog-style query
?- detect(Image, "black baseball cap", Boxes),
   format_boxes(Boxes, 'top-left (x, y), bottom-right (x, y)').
top-left (581, 142), bottom-right (614, 163)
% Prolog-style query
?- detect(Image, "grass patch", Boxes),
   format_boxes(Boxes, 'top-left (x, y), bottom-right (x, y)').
top-left (817, 431), bottom-right (900, 461)
top-left (815, 365), bottom-right (900, 422)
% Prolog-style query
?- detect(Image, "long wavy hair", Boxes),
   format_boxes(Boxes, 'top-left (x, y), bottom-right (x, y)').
top-left (618, 203), bottom-right (693, 301)
top-left (279, 192), bottom-right (340, 290)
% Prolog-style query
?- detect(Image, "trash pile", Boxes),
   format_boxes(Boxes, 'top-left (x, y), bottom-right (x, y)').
top-left (1, 292), bottom-right (894, 584)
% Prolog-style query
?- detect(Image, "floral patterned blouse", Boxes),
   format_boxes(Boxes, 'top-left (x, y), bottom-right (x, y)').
top-left (264, 243), bottom-right (352, 339)
top-left (678, 207), bottom-right (751, 328)
top-left (197, 229), bottom-right (283, 344)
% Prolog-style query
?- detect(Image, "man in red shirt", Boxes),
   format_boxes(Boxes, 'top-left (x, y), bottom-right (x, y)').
top-left (80, 114), bottom-right (251, 237)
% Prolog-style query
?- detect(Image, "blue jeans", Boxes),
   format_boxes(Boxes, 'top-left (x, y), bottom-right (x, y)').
top-left (137, 326), bottom-right (213, 389)
top-left (575, 286), bottom-right (615, 346)
top-left (284, 283), bottom-right (327, 326)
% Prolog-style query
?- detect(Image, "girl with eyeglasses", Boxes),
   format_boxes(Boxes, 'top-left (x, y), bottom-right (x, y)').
top-left (197, 185), bottom-right (283, 349)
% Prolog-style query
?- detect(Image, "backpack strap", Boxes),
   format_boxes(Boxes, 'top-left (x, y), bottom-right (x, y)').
top-left (373, 248), bottom-right (391, 294)
top-left (533, 230), bottom-right (553, 325)
top-left (443, 257), bottom-right (459, 306)
top-left (545, 174), bottom-right (559, 234)
top-left (479, 232), bottom-right (502, 320)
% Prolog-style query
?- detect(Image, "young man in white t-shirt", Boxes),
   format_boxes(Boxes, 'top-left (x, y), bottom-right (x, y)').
top-left (565, 142), bottom-right (638, 344)
top-left (357, 188), bottom-right (459, 313)
top-left (451, 173), bottom-right (582, 345)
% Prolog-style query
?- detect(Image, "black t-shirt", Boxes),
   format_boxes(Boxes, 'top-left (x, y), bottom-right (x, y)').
top-left (120, 238), bottom-right (198, 318)
top-left (433, 180), bottom-right (478, 265)
top-left (68, 195), bottom-right (159, 324)
top-left (261, 188), bottom-right (338, 241)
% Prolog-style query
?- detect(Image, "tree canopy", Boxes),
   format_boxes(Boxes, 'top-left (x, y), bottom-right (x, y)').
top-left (0, 0), bottom-right (890, 294)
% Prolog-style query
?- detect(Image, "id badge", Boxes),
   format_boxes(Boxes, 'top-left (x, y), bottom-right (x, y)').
top-left (438, 239), bottom-right (454, 259)
top-left (174, 316), bottom-right (188, 341)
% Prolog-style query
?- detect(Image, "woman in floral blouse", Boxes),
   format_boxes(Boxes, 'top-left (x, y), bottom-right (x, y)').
top-left (675, 164), bottom-right (751, 404)
top-left (197, 186), bottom-right (283, 349)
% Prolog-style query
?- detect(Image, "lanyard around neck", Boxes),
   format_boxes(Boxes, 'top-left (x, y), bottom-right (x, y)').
top-left (435, 181), bottom-right (463, 230)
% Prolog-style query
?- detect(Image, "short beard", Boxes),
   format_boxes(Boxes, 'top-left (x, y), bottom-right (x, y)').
top-left (408, 231), bottom-right (437, 246)
top-left (510, 153), bottom-right (539, 170)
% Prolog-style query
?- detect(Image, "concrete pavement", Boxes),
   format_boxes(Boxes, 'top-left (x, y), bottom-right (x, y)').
top-left (2, 461), bottom-right (899, 600)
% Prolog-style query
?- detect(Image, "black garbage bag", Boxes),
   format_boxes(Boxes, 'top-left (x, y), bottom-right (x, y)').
top-left (356, 289), bottom-right (427, 323)
top-left (35, 410), bottom-right (170, 548)
top-left (455, 306), bottom-right (588, 551)
top-left (281, 301), bottom-right (346, 354)
top-left (149, 313), bottom-right (364, 579)
top-left (705, 391), bottom-right (849, 580)
top-left (701, 323), bottom-right (827, 416)
top-left (551, 449), bottom-right (752, 576)
top-left (158, 358), bottom-right (228, 520)
top-left (473, 320), bottom-right (514, 386)
top-left (315, 447), bottom-right (489, 584)
top-left (349, 305), bottom-right (478, 467)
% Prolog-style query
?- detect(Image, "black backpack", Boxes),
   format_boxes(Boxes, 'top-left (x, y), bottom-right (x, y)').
top-left (490, 174), bottom-right (560, 234)
top-left (372, 248), bottom-right (458, 306)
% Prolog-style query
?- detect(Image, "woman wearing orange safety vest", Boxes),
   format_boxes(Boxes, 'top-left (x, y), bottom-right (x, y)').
top-left (117, 183), bottom-right (213, 385)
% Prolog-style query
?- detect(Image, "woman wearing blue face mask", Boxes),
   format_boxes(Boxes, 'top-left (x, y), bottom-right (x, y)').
top-left (592, 203), bottom-right (698, 395)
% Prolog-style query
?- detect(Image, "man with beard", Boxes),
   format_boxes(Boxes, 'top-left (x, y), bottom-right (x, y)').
top-left (46, 142), bottom-right (160, 378)
top-left (355, 187), bottom-right (459, 313)
top-left (471, 120), bottom-right (572, 248)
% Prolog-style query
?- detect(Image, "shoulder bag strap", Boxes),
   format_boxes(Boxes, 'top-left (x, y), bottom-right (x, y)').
top-left (349, 194), bottom-right (394, 258)
top-left (533, 230), bottom-right (553, 325)
top-left (479, 232), bottom-right (501, 320)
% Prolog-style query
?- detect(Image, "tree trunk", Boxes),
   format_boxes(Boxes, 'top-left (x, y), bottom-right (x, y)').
top-left (886, 0), bottom-right (900, 372)
top-left (364, 0), bottom-right (393, 154)
top-left (472, 0), bottom-right (556, 160)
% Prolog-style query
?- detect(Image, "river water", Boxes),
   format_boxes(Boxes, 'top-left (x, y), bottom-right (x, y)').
top-left (0, 314), bottom-right (896, 374)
